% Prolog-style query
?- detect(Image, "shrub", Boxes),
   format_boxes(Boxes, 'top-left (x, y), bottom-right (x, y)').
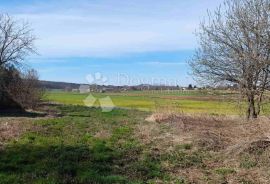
top-left (0, 67), bottom-right (43, 110)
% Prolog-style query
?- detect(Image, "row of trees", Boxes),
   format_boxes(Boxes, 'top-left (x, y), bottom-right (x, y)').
top-left (0, 14), bottom-right (42, 110)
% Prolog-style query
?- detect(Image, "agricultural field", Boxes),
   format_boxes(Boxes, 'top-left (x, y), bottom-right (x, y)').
top-left (0, 90), bottom-right (270, 184)
top-left (1, 90), bottom-right (270, 183)
top-left (1, 104), bottom-right (270, 183)
top-left (45, 90), bottom-right (270, 116)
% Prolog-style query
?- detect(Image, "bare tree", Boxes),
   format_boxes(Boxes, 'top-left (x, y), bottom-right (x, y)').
top-left (190, 0), bottom-right (270, 119)
top-left (0, 14), bottom-right (36, 68)
top-left (0, 14), bottom-right (39, 110)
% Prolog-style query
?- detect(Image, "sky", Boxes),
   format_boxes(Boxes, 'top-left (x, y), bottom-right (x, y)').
top-left (0, 0), bottom-right (224, 86)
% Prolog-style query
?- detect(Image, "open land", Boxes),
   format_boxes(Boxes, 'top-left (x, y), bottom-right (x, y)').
top-left (0, 90), bottom-right (270, 183)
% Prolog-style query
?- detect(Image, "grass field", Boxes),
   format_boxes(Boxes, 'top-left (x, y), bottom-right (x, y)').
top-left (1, 104), bottom-right (270, 183)
top-left (1, 90), bottom-right (270, 183)
top-left (0, 106), bottom-right (152, 183)
top-left (44, 90), bottom-right (258, 116)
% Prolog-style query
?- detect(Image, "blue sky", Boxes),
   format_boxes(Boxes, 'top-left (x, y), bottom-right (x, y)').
top-left (0, 0), bottom-right (223, 86)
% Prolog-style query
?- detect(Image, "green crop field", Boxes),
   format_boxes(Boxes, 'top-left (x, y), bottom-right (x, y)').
top-left (44, 90), bottom-right (265, 116)
top-left (45, 90), bottom-right (270, 115)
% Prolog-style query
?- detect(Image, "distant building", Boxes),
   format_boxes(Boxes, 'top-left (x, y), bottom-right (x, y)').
top-left (79, 85), bottom-right (90, 93)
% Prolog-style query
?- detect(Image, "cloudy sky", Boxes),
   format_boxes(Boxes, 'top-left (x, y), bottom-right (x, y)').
top-left (0, 0), bottom-right (224, 86)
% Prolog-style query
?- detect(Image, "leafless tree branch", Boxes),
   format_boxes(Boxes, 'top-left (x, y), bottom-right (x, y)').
top-left (190, 0), bottom-right (270, 119)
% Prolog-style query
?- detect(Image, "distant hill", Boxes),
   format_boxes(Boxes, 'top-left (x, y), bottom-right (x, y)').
top-left (39, 80), bottom-right (184, 91)
top-left (39, 81), bottom-right (83, 90)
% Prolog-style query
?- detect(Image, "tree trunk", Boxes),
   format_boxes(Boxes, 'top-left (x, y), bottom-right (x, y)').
top-left (247, 95), bottom-right (258, 119)
top-left (256, 91), bottom-right (264, 116)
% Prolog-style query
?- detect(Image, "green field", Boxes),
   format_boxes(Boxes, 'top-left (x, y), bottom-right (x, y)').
top-left (1, 104), bottom-right (269, 183)
top-left (2, 91), bottom-right (270, 183)
top-left (45, 90), bottom-right (252, 115)
top-left (0, 106), bottom-right (154, 183)
top-left (1, 105), bottom-right (214, 183)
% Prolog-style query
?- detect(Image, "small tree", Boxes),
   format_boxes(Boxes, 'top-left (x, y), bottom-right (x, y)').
top-left (0, 14), bottom-right (39, 110)
top-left (190, 0), bottom-right (270, 119)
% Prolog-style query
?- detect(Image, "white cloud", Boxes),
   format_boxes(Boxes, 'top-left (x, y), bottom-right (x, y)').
top-left (6, 0), bottom-right (224, 57)
top-left (138, 61), bottom-right (187, 67)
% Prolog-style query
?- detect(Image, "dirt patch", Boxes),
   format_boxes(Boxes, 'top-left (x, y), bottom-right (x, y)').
top-left (245, 139), bottom-right (270, 154)
top-left (35, 102), bottom-right (63, 118)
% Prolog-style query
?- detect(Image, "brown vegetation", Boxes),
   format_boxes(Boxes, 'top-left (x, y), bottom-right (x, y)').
top-left (0, 14), bottom-right (40, 111)
top-left (0, 67), bottom-right (44, 110)
top-left (140, 112), bottom-right (270, 183)
top-left (0, 118), bottom-right (31, 148)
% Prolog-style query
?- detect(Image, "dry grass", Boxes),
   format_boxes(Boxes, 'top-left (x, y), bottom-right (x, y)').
top-left (139, 112), bottom-right (270, 183)
top-left (94, 130), bottom-right (112, 139)
top-left (145, 113), bottom-right (270, 152)
top-left (0, 118), bottom-right (32, 147)
top-left (0, 105), bottom-right (60, 149)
